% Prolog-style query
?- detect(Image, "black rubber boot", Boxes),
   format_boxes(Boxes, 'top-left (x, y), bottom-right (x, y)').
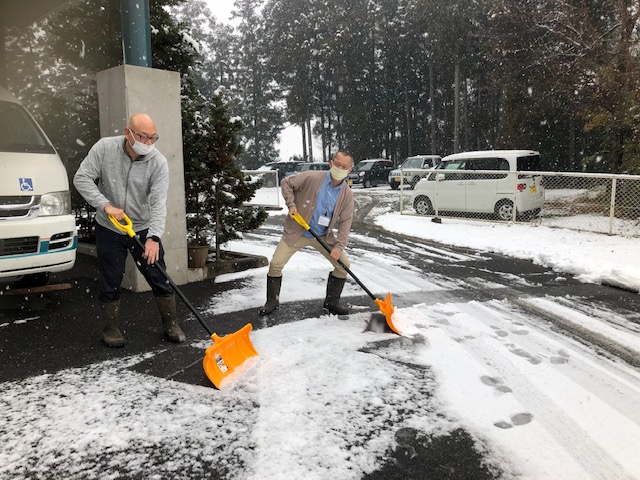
top-left (155, 295), bottom-right (186, 343)
top-left (323, 274), bottom-right (349, 315)
top-left (259, 275), bottom-right (282, 315)
top-left (101, 300), bottom-right (126, 347)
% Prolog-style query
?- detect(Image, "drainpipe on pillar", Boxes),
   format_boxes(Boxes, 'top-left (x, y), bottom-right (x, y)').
top-left (120, 0), bottom-right (152, 67)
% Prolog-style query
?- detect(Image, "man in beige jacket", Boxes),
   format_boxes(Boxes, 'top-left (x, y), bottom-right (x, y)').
top-left (260, 151), bottom-right (355, 316)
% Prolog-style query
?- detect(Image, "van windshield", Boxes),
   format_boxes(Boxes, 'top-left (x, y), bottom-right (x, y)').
top-left (401, 157), bottom-right (424, 168)
top-left (354, 162), bottom-right (374, 171)
top-left (0, 102), bottom-right (55, 154)
top-left (517, 154), bottom-right (542, 172)
top-left (439, 160), bottom-right (466, 170)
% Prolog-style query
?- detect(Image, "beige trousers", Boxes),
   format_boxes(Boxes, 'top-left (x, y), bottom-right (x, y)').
top-left (268, 235), bottom-right (350, 279)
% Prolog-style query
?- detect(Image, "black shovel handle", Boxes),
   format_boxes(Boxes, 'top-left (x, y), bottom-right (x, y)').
top-left (109, 214), bottom-right (214, 337)
top-left (290, 212), bottom-right (377, 301)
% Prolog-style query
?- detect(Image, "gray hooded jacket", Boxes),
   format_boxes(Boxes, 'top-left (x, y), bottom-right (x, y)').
top-left (73, 135), bottom-right (169, 238)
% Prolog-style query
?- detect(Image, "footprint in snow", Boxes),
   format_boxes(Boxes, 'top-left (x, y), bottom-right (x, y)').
top-left (490, 325), bottom-right (509, 338)
top-left (490, 326), bottom-right (528, 338)
top-left (509, 347), bottom-right (542, 365)
top-left (494, 412), bottom-right (534, 429)
top-left (433, 308), bottom-right (456, 317)
top-left (480, 375), bottom-right (513, 394)
top-left (550, 356), bottom-right (569, 364)
top-left (550, 349), bottom-right (570, 364)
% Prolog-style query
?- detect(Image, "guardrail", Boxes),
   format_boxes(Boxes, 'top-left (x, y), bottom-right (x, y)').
top-left (398, 170), bottom-right (640, 237)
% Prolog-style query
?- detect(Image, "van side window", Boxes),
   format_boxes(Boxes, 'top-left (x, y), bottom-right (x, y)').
top-left (428, 160), bottom-right (463, 181)
top-left (493, 158), bottom-right (509, 179)
top-left (444, 160), bottom-right (466, 180)
top-left (517, 154), bottom-right (541, 172)
top-left (466, 157), bottom-right (508, 180)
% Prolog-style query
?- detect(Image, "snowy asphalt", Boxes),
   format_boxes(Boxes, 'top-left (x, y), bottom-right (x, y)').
top-left (0, 238), bottom-right (500, 479)
top-left (1, 195), bottom-right (639, 478)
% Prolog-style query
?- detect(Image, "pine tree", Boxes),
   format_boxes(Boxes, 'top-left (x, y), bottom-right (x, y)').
top-left (231, 0), bottom-right (283, 168)
top-left (183, 86), bottom-right (267, 258)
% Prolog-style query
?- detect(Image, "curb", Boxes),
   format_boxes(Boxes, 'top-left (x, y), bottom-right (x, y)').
top-left (78, 242), bottom-right (268, 282)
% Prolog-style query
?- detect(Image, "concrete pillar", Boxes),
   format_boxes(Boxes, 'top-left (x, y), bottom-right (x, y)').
top-left (96, 64), bottom-right (188, 290)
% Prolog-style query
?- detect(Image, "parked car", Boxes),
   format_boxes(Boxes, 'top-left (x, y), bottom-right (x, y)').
top-left (411, 150), bottom-right (545, 221)
top-left (347, 159), bottom-right (393, 188)
top-left (284, 162), bottom-right (330, 177)
top-left (388, 154), bottom-right (441, 190)
top-left (0, 86), bottom-right (77, 287)
top-left (256, 161), bottom-right (302, 186)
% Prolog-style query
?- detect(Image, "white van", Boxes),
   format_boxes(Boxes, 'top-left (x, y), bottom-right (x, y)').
top-left (0, 86), bottom-right (77, 287)
top-left (411, 150), bottom-right (544, 221)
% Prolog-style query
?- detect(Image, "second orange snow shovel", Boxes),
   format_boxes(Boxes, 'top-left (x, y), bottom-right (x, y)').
top-left (109, 214), bottom-right (258, 389)
top-left (290, 212), bottom-right (399, 334)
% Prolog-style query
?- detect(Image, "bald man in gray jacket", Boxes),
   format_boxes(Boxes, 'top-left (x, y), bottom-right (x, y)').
top-left (74, 113), bottom-right (185, 347)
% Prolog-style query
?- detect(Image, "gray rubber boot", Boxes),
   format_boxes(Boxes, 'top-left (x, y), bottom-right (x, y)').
top-left (155, 295), bottom-right (186, 343)
top-left (259, 275), bottom-right (282, 315)
top-left (323, 274), bottom-right (349, 315)
top-left (101, 300), bottom-right (126, 347)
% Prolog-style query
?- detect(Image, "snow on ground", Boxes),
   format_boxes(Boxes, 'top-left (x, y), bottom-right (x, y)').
top-left (2, 186), bottom-right (640, 479)
top-left (376, 212), bottom-right (640, 293)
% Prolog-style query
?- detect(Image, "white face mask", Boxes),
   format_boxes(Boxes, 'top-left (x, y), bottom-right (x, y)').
top-left (130, 137), bottom-right (155, 156)
top-left (330, 165), bottom-right (350, 181)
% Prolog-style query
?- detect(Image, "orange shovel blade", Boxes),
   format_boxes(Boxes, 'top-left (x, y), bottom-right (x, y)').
top-left (374, 292), bottom-right (400, 335)
top-left (202, 323), bottom-right (258, 389)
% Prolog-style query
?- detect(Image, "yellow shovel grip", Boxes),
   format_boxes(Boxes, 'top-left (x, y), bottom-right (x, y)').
top-left (108, 213), bottom-right (136, 238)
top-left (290, 211), bottom-right (310, 231)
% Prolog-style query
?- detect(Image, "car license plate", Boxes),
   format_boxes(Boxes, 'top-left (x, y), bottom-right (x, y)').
top-left (393, 178), bottom-right (400, 183)
top-left (348, 180), bottom-right (352, 185)
top-left (530, 186), bottom-right (537, 193)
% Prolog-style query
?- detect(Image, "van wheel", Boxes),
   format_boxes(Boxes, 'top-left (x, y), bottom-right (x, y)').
top-left (495, 200), bottom-right (515, 221)
top-left (14, 273), bottom-right (49, 289)
top-left (414, 196), bottom-right (434, 215)
top-left (364, 179), bottom-right (372, 188)
top-left (390, 183), bottom-right (399, 190)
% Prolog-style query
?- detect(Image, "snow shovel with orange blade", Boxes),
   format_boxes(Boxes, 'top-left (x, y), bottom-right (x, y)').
top-left (290, 211), bottom-right (399, 334)
top-left (109, 214), bottom-right (258, 389)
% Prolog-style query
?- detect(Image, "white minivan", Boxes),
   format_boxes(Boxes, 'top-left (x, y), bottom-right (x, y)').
top-left (0, 86), bottom-right (77, 287)
top-left (411, 150), bottom-right (545, 221)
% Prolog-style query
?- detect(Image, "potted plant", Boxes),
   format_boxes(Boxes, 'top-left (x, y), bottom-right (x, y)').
top-left (185, 214), bottom-right (211, 268)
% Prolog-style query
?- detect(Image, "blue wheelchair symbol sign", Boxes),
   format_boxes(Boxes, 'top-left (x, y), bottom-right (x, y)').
top-left (19, 178), bottom-right (34, 192)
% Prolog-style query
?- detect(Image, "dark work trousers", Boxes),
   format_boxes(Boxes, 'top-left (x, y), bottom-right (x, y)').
top-left (95, 223), bottom-right (173, 302)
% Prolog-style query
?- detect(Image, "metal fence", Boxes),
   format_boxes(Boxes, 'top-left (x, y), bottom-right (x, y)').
top-left (399, 170), bottom-right (640, 237)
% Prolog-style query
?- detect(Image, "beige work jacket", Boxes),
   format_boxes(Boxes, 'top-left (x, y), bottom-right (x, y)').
top-left (280, 170), bottom-right (355, 253)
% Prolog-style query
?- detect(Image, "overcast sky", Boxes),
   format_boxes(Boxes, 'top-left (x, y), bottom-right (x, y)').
top-left (204, 0), bottom-right (319, 161)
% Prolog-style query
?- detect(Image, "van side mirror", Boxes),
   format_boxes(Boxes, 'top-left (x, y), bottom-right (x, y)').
top-left (436, 173), bottom-right (445, 181)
